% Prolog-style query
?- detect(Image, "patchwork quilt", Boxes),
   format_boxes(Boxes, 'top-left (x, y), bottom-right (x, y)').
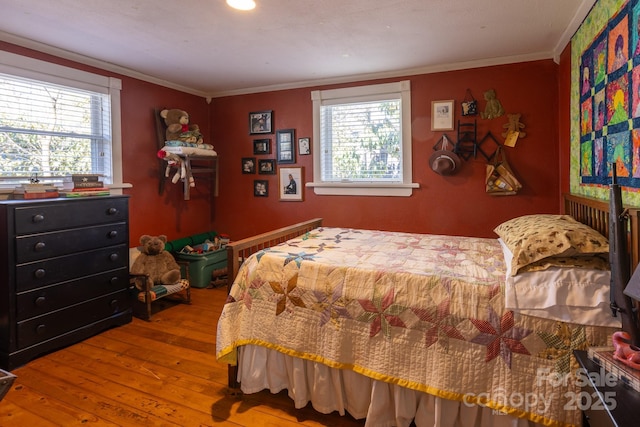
top-left (216, 227), bottom-right (616, 427)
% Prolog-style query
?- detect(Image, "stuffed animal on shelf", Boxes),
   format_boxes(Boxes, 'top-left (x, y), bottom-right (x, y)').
top-left (130, 234), bottom-right (181, 290)
top-left (160, 108), bottom-right (203, 144)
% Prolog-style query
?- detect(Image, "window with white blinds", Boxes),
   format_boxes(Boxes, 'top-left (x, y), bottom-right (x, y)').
top-left (319, 98), bottom-right (401, 182)
top-left (0, 51), bottom-right (123, 189)
top-left (310, 80), bottom-right (417, 196)
top-left (0, 74), bottom-right (112, 184)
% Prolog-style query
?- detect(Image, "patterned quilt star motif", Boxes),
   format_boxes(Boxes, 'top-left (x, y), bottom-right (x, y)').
top-left (283, 251), bottom-right (316, 268)
top-left (358, 287), bottom-right (407, 338)
top-left (537, 323), bottom-right (587, 374)
top-left (412, 297), bottom-right (466, 348)
top-left (470, 307), bottom-right (531, 367)
top-left (311, 276), bottom-right (351, 327)
top-left (269, 274), bottom-right (306, 316)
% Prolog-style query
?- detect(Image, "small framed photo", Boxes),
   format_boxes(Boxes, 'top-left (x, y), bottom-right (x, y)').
top-left (258, 159), bottom-right (276, 174)
top-left (249, 110), bottom-right (273, 134)
top-left (279, 166), bottom-right (303, 201)
top-left (276, 129), bottom-right (296, 164)
top-left (254, 180), bottom-right (269, 197)
top-left (253, 138), bottom-right (271, 154)
top-left (298, 137), bottom-right (311, 155)
top-left (242, 157), bottom-right (256, 174)
top-left (431, 100), bottom-right (455, 131)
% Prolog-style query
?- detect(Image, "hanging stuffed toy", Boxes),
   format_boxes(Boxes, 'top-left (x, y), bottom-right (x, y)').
top-left (156, 149), bottom-right (195, 186)
top-left (480, 89), bottom-right (504, 119)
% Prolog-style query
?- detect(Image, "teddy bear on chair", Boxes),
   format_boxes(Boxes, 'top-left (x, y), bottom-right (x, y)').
top-left (160, 108), bottom-right (203, 144)
top-left (131, 234), bottom-right (181, 290)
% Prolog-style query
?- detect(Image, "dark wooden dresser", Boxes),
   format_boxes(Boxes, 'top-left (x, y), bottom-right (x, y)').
top-left (0, 196), bottom-right (132, 370)
top-left (574, 350), bottom-right (640, 427)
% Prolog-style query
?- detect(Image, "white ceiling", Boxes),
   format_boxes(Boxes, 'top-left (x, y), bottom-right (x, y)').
top-left (0, 0), bottom-right (595, 98)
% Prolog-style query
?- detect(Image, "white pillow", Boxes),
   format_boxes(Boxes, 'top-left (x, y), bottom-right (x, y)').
top-left (499, 239), bottom-right (619, 328)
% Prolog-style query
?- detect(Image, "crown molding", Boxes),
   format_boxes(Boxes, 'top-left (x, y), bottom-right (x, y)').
top-left (1, 30), bottom-right (557, 100)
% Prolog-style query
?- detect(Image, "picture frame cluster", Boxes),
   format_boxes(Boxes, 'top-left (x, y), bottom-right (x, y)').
top-left (244, 110), bottom-right (308, 201)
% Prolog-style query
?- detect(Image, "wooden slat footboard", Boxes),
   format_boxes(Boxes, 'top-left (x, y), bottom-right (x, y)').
top-left (225, 218), bottom-right (323, 291)
top-left (224, 218), bottom-right (323, 390)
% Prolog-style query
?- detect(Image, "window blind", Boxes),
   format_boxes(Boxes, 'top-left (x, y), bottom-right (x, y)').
top-left (320, 99), bottom-right (401, 182)
top-left (0, 73), bottom-right (112, 184)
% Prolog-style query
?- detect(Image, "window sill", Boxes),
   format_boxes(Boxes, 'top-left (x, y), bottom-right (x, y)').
top-left (0, 182), bottom-right (132, 197)
top-left (306, 181), bottom-right (419, 197)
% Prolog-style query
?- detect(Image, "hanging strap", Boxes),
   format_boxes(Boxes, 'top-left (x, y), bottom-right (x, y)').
top-left (491, 146), bottom-right (506, 166)
top-left (464, 89), bottom-right (475, 102)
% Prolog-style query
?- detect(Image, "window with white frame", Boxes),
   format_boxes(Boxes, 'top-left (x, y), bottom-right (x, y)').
top-left (0, 51), bottom-right (123, 189)
top-left (309, 80), bottom-right (418, 196)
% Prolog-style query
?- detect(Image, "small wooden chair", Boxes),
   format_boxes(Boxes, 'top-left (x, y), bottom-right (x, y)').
top-left (130, 258), bottom-right (191, 321)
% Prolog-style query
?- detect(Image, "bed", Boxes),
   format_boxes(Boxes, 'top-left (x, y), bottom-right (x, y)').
top-left (216, 194), bottom-right (640, 427)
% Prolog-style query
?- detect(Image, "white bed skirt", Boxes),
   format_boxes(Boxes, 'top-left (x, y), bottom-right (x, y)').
top-left (237, 345), bottom-right (542, 427)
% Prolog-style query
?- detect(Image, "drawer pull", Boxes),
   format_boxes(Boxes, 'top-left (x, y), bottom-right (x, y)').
top-left (34, 268), bottom-right (46, 279)
top-left (35, 296), bottom-right (46, 307)
top-left (109, 253), bottom-right (119, 262)
top-left (108, 230), bottom-right (118, 238)
top-left (109, 299), bottom-right (118, 308)
top-left (32, 214), bottom-right (45, 223)
top-left (34, 242), bottom-right (46, 251)
top-left (36, 324), bottom-right (46, 335)
top-left (107, 207), bottom-right (118, 215)
top-left (110, 276), bottom-right (119, 285)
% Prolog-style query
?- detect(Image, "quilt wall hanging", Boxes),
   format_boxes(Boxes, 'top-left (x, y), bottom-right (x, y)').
top-left (572, 0), bottom-right (640, 204)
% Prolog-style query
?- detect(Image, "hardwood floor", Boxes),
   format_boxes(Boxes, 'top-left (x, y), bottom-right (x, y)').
top-left (0, 287), bottom-right (365, 426)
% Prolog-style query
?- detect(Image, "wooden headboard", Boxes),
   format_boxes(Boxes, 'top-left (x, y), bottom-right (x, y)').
top-left (564, 193), bottom-right (640, 271)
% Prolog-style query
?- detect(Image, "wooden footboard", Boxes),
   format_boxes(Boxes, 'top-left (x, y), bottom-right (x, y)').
top-left (225, 218), bottom-right (323, 292)
top-left (224, 218), bottom-right (323, 390)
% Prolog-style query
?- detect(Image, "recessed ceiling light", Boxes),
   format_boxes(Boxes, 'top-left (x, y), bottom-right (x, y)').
top-left (226, 0), bottom-right (256, 11)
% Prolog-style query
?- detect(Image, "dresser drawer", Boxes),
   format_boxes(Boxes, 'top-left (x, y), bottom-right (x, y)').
top-left (15, 222), bottom-right (127, 263)
top-left (16, 268), bottom-right (129, 321)
top-left (16, 290), bottom-right (130, 349)
top-left (14, 197), bottom-right (128, 235)
top-left (16, 245), bottom-right (128, 292)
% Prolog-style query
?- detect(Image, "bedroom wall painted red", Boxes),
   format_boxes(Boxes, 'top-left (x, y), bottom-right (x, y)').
top-left (2, 41), bottom-right (565, 244)
top-left (211, 60), bottom-right (562, 240)
top-left (0, 42), bottom-right (215, 244)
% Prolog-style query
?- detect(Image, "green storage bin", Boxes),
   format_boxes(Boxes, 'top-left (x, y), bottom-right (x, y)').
top-left (164, 231), bottom-right (218, 254)
top-left (177, 247), bottom-right (227, 288)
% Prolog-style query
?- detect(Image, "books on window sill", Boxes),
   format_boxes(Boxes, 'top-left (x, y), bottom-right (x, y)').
top-left (12, 183), bottom-right (59, 199)
top-left (587, 346), bottom-right (640, 392)
top-left (71, 173), bottom-right (101, 182)
top-left (12, 190), bottom-right (60, 199)
top-left (58, 189), bottom-right (111, 198)
top-left (61, 174), bottom-right (105, 190)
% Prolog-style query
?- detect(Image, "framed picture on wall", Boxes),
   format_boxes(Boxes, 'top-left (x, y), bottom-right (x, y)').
top-left (431, 100), bottom-right (455, 131)
top-left (253, 138), bottom-right (271, 154)
top-left (279, 166), bottom-right (303, 201)
top-left (254, 180), bottom-right (269, 197)
top-left (241, 157), bottom-right (256, 174)
top-left (298, 137), bottom-right (310, 155)
top-left (249, 110), bottom-right (273, 135)
top-left (258, 159), bottom-right (275, 174)
top-left (276, 129), bottom-right (296, 164)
